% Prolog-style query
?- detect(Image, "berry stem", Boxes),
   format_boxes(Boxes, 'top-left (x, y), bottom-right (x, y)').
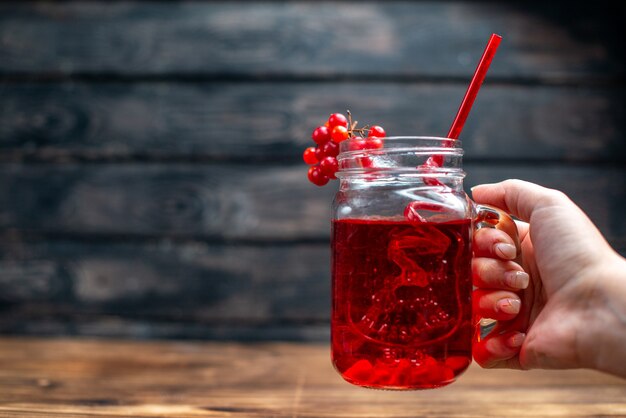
top-left (346, 110), bottom-right (372, 137)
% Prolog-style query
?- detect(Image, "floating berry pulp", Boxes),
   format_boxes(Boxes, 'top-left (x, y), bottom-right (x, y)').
top-left (331, 218), bottom-right (473, 389)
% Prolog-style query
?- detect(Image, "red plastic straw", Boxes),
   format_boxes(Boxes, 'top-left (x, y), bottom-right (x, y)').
top-left (447, 34), bottom-right (502, 140)
top-left (426, 34), bottom-right (501, 169)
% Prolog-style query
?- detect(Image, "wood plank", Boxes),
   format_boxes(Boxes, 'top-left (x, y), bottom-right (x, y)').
top-left (0, 338), bottom-right (624, 417)
top-left (0, 239), bottom-right (330, 325)
top-left (0, 2), bottom-right (623, 79)
top-left (0, 317), bottom-right (330, 342)
top-left (1, 232), bottom-right (624, 341)
top-left (1, 83), bottom-right (624, 162)
top-left (1, 164), bottom-right (624, 241)
top-left (1, 161), bottom-right (624, 340)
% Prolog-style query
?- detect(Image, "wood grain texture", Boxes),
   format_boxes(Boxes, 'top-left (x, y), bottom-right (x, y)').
top-left (1, 83), bottom-right (624, 162)
top-left (1, 164), bottom-right (624, 241)
top-left (1, 162), bottom-right (624, 340)
top-left (0, 2), bottom-right (623, 79)
top-left (1, 1), bottom-right (624, 342)
top-left (0, 318), bottom-right (330, 342)
top-left (0, 239), bottom-right (330, 324)
top-left (0, 338), bottom-right (624, 417)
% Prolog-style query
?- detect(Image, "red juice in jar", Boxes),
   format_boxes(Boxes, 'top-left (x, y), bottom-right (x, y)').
top-left (331, 217), bottom-right (473, 389)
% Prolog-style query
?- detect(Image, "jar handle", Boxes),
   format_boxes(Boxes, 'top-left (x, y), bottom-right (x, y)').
top-left (473, 204), bottom-right (521, 338)
top-left (474, 204), bottom-right (520, 256)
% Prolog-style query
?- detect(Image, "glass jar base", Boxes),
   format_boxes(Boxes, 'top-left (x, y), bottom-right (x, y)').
top-left (333, 355), bottom-right (471, 390)
top-left (342, 378), bottom-right (458, 391)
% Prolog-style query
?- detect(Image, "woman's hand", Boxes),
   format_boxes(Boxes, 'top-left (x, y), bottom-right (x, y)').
top-left (471, 179), bottom-right (626, 377)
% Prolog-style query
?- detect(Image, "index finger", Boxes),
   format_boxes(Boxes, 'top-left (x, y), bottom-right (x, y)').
top-left (471, 179), bottom-right (564, 223)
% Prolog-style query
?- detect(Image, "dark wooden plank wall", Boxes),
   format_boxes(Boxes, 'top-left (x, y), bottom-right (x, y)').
top-left (0, 1), bottom-right (624, 341)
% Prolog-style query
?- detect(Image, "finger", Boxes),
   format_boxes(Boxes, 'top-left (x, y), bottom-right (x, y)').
top-left (473, 227), bottom-right (518, 260)
top-left (472, 257), bottom-right (529, 290)
top-left (473, 331), bottom-right (525, 369)
top-left (471, 179), bottom-right (564, 223)
top-left (473, 289), bottom-right (522, 320)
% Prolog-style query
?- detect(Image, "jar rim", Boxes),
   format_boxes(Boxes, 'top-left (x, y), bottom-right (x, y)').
top-left (337, 136), bottom-right (464, 178)
top-left (338, 136), bottom-right (462, 154)
top-left (345, 136), bottom-right (461, 144)
top-left (368, 135), bottom-right (460, 143)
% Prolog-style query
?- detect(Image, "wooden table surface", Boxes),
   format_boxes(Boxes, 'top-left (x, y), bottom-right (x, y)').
top-left (0, 337), bottom-right (625, 417)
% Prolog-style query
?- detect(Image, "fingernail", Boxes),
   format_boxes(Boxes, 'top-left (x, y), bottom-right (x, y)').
top-left (496, 298), bottom-right (521, 314)
top-left (506, 332), bottom-right (526, 348)
top-left (470, 183), bottom-right (496, 192)
top-left (504, 271), bottom-right (529, 289)
top-left (494, 243), bottom-right (517, 260)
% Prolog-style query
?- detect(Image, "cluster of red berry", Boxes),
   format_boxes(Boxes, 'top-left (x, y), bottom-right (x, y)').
top-left (303, 112), bottom-right (386, 186)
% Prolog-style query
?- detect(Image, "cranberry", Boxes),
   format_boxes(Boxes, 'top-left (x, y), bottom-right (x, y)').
top-left (303, 147), bottom-right (318, 165)
top-left (314, 146), bottom-right (325, 161)
top-left (307, 165), bottom-right (329, 186)
top-left (319, 156), bottom-right (339, 179)
top-left (322, 140), bottom-right (339, 158)
top-left (331, 125), bottom-right (349, 143)
top-left (368, 125), bottom-right (386, 138)
top-left (348, 137), bottom-right (367, 151)
top-left (328, 113), bottom-right (348, 129)
top-left (366, 137), bottom-right (384, 150)
top-left (304, 112), bottom-right (389, 186)
top-left (312, 126), bottom-right (331, 145)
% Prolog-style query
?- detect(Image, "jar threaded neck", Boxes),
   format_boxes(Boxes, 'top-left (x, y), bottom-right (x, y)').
top-left (337, 136), bottom-right (465, 180)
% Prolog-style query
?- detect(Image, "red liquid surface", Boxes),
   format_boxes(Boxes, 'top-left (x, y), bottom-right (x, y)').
top-left (331, 218), bottom-right (473, 389)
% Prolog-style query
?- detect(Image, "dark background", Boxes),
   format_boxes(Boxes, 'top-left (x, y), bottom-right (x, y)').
top-left (0, 1), bottom-right (624, 341)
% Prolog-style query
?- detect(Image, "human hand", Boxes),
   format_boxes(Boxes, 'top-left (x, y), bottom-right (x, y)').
top-left (470, 180), bottom-right (626, 377)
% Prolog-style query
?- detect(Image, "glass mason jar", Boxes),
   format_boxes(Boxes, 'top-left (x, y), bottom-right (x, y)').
top-left (331, 136), bottom-right (516, 390)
